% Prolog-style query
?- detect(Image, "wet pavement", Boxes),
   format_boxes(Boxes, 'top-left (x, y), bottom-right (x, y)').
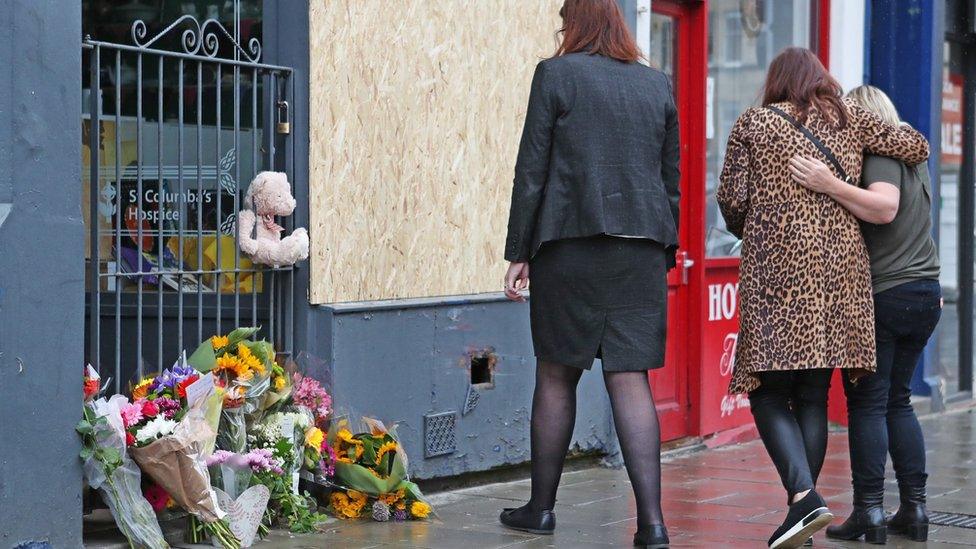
top-left (87, 407), bottom-right (976, 548)
top-left (264, 407), bottom-right (976, 548)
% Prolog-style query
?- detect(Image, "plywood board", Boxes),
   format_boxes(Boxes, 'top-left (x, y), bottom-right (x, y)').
top-left (309, 0), bottom-right (562, 303)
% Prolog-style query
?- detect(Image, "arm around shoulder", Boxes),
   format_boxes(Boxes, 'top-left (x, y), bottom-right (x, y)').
top-left (853, 102), bottom-right (930, 165)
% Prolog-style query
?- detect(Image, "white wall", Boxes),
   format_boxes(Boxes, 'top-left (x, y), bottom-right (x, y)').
top-left (829, 0), bottom-right (866, 92)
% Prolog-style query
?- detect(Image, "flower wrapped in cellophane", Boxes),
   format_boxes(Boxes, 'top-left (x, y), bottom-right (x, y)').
top-left (326, 418), bottom-right (433, 522)
top-left (187, 328), bottom-right (275, 453)
top-left (246, 409), bottom-right (328, 533)
top-left (78, 394), bottom-right (170, 549)
top-left (126, 370), bottom-right (241, 549)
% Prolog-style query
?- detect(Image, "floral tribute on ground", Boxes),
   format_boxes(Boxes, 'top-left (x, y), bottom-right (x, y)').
top-left (79, 328), bottom-right (431, 548)
top-left (327, 418), bottom-right (434, 522)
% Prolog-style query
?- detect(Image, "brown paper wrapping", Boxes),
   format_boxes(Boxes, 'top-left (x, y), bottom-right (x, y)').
top-left (130, 413), bottom-right (225, 523)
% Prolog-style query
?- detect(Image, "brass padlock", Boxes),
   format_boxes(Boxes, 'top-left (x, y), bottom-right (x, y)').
top-left (276, 100), bottom-right (290, 134)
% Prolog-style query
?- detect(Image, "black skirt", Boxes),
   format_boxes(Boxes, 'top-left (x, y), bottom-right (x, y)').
top-left (529, 235), bottom-right (668, 371)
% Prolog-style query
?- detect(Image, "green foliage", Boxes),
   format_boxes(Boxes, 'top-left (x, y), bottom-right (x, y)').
top-left (253, 470), bottom-right (327, 534)
top-left (76, 406), bottom-right (123, 475)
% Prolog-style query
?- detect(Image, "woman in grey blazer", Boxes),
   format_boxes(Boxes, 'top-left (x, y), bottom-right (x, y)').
top-left (500, 2), bottom-right (679, 547)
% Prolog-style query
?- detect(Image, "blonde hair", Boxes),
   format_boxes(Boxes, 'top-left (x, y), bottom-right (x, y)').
top-left (846, 85), bottom-right (901, 125)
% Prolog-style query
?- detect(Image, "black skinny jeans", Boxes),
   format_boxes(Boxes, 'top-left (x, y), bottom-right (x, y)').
top-left (844, 279), bottom-right (941, 496)
top-left (749, 369), bottom-right (833, 503)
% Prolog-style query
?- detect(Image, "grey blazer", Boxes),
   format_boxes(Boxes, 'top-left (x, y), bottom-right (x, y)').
top-left (504, 53), bottom-right (680, 266)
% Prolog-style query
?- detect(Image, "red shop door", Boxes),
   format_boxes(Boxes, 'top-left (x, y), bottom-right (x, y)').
top-left (645, 0), bottom-right (706, 441)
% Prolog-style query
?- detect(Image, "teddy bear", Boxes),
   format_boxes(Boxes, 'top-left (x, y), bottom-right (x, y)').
top-left (237, 171), bottom-right (309, 267)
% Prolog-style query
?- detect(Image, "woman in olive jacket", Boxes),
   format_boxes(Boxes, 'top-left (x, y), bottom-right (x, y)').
top-left (791, 85), bottom-right (941, 544)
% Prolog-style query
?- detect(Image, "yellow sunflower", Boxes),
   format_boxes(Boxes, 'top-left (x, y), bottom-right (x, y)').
top-left (330, 492), bottom-right (361, 519)
top-left (210, 335), bottom-right (229, 350)
top-left (214, 355), bottom-right (240, 375)
top-left (375, 441), bottom-right (398, 465)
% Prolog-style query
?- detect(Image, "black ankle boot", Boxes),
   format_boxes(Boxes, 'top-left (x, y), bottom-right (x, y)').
top-left (633, 524), bottom-right (669, 548)
top-left (499, 505), bottom-right (556, 535)
top-left (888, 484), bottom-right (928, 542)
top-left (825, 489), bottom-right (886, 544)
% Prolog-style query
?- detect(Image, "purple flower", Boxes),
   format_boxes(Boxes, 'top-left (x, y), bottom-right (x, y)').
top-left (319, 440), bottom-right (337, 477)
top-left (393, 509), bottom-right (408, 522)
top-left (151, 361), bottom-right (198, 393)
top-left (372, 501), bottom-right (391, 522)
top-left (154, 397), bottom-right (182, 419)
top-left (244, 448), bottom-right (284, 474)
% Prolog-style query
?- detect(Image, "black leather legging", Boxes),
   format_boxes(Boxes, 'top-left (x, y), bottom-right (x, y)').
top-left (748, 369), bottom-right (833, 503)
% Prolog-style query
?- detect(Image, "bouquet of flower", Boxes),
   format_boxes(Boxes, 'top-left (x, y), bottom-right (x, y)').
top-left (326, 418), bottom-right (433, 522)
top-left (255, 361), bottom-right (292, 417)
top-left (126, 367), bottom-right (241, 549)
top-left (78, 394), bottom-right (169, 549)
top-left (291, 373), bottom-right (332, 429)
top-left (205, 449), bottom-right (279, 546)
top-left (246, 410), bottom-right (328, 533)
top-left (188, 328), bottom-right (275, 453)
top-left (207, 448), bottom-right (285, 499)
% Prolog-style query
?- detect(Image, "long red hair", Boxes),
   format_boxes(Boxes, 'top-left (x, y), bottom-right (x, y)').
top-left (762, 47), bottom-right (848, 128)
top-left (554, 0), bottom-right (642, 63)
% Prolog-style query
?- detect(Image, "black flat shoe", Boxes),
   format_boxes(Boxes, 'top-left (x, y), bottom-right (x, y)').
top-left (768, 491), bottom-right (834, 549)
top-left (634, 524), bottom-right (669, 548)
top-left (499, 506), bottom-right (555, 535)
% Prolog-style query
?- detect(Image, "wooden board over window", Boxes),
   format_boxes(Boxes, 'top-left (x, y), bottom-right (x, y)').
top-left (309, 0), bottom-right (561, 303)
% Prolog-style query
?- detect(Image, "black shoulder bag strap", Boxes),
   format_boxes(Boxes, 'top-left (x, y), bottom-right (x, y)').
top-left (767, 105), bottom-right (853, 184)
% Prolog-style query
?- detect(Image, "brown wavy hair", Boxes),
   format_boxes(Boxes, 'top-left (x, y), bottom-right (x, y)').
top-left (555, 0), bottom-right (642, 63)
top-left (762, 47), bottom-right (848, 128)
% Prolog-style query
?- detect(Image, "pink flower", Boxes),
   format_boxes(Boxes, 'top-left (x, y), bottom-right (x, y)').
top-left (120, 402), bottom-right (144, 428)
top-left (144, 483), bottom-right (170, 512)
top-left (292, 374), bottom-right (333, 426)
top-left (206, 450), bottom-right (236, 467)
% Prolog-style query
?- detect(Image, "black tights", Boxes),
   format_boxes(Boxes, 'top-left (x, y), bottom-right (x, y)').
top-left (748, 369), bottom-right (833, 504)
top-left (518, 361), bottom-right (663, 528)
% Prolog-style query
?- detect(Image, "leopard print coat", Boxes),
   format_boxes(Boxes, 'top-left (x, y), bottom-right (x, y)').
top-left (718, 99), bottom-right (930, 394)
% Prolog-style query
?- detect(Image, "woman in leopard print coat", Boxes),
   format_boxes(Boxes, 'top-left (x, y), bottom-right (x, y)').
top-left (716, 48), bottom-right (929, 549)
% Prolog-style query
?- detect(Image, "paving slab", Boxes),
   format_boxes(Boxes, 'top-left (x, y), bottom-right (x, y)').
top-left (86, 408), bottom-right (976, 547)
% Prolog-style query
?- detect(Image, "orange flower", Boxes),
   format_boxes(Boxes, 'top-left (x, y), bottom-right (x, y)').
top-left (131, 378), bottom-right (154, 400)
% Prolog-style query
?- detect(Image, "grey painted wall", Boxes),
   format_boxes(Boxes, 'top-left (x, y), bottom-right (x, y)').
top-left (324, 297), bottom-right (616, 480)
top-left (0, 1), bottom-right (84, 547)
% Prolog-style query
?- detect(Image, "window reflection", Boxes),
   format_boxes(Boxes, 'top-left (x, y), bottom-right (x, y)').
top-left (705, 0), bottom-right (811, 257)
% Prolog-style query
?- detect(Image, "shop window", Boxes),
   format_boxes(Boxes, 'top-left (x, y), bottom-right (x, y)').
top-left (724, 12), bottom-right (743, 66)
top-left (937, 37), bottom-right (967, 398)
top-left (705, 0), bottom-right (812, 258)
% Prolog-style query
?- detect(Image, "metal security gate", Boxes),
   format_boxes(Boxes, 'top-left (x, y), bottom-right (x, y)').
top-left (82, 3), bottom-right (294, 393)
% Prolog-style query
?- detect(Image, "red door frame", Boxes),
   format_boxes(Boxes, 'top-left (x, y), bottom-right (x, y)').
top-left (651, 0), bottom-right (707, 440)
top-left (652, 0), bottom-right (838, 439)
